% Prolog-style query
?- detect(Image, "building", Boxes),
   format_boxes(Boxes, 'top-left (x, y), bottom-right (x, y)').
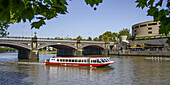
top-left (110, 20), bottom-right (170, 56)
top-left (129, 20), bottom-right (170, 52)
top-left (132, 20), bottom-right (160, 37)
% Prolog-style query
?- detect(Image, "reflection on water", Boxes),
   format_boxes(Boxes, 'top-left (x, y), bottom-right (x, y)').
top-left (0, 53), bottom-right (170, 85)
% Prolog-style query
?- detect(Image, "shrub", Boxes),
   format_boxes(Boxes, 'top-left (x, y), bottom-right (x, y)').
top-left (148, 36), bottom-right (151, 39)
top-left (160, 35), bottom-right (163, 38)
top-left (143, 37), bottom-right (146, 40)
top-left (134, 37), bottom-right (137, 40)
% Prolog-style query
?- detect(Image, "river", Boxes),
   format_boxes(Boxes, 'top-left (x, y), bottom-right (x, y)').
top-left (0, 53), bottom-right (170, 85)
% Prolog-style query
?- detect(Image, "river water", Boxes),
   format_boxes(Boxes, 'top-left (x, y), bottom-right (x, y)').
top-left (0, 53), bottom-right (170, 85)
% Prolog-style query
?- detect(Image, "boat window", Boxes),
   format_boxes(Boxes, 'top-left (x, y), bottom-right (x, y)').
top-left (75, 59), bottom-right (77, 62)
top-left (66, 59), bottom-right (68, 62)
top-left (51, 59), bottom-right (55, 61)
top-left (106, 59), bottom-right (110, 62)
top-left (78, 59), bottom-right (81, 62)
top-left (63, 59), bottom-right (66, 62)
top-left (61, 59), bottom-right (64, 62)
top-left (57, 59), bottom-right (59, 62)
top-left (71, 59), bottom-right (74, 62)
top-left (84, 60), bottom-right (86, 63)
top-left (69, 59), bottom-right (71, 62)
top-left (90, 60), bottom-right (92, 63)
top-left (60, 59), bottom-right (62, 62)
top-left (100, 59), bottom-right (105, 63)
top-left (97, 59), bottom-right (101, 63)
top-left (104, 59), bottom-right (107, 62)
top-left (93, 60), bottom-right (97, 63)
top-left (82, 59), bottom-right (85, 63)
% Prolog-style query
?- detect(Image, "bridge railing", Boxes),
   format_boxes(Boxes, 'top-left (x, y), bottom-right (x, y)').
top-left (0, 36), bottom-right (115, 44)
top-left (0, 36), bottom-right (31, 39)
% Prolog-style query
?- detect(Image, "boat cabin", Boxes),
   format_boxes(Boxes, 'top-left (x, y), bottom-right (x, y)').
top-left (46, 57), bottom-right (111, 64)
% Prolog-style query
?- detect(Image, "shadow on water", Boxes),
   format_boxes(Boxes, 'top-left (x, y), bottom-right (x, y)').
top-left (0, 71), bottom-right (32, 85)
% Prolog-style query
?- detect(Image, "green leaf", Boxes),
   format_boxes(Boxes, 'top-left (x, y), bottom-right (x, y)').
top-left (148, 0), bottom-right (155, 7)
top-left (159, 18), bottom-right (170, 35)
top-left (60, 0), bottom-right (68, 5)
top-left (43, 0), bottom-right (52, 5)
top-left (31, 19), bottom-right (46, 29)
top-left (147, 7), bottom-right (158, 16)
top-left (85, 0), bottom-right (102, 7)
top-left (156, 0), bottom-right (163, 7)
top-left (136, 0), bottom-right (148, 9)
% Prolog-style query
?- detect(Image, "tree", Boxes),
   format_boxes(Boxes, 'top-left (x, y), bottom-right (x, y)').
top-left (93, 37), bottom-right (99, 41)
top-left (76, 35), bottom-right (83, 40)
top-left (136, 0), bottom-right (170, 44)
top-left (87, 37), bottom-right (92, 41)
top-left (99, 31), bottom-right (118, 41)
top-left (118, 28), bottom-right (131, 38)
top-left (0, 0), bottom-right (102, 36)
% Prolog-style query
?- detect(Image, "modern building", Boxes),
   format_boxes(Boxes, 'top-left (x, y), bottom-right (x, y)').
top-left (109, 20), bottom-right (170, 56)
top-left (129, 20), bottom-right (170, 52)
top-left (132, 20), bottom-right (160, 37)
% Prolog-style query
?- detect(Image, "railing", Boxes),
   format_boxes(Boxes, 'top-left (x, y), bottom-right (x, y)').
top-left (0, 36), bottom-right (114, 44)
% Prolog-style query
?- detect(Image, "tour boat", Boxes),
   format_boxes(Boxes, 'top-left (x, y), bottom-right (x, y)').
top-left (44, 57), bottom-right (115, 67)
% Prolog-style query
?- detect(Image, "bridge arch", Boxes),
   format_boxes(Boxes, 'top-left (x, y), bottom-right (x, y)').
top-left (82, 45), bottom-right (105, 55)
top-left (0, 43), bottom-right (33, 59)
top-left (0, 43), bottom-right (30, 50)
top-left (41, 44), bottom-right (77, 57)
top-left (37, 43), bottom-right (77, 50)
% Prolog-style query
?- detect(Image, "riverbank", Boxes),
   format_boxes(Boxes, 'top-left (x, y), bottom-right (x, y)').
top-left (109, 50), bottom-right (170, 57)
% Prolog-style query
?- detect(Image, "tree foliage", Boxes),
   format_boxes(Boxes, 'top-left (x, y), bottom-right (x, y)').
top-left (118, 28), bottom-right (131, 38)
top-left (93, 37), bottom-right (99, 41)
top-left (0, 47), bottom-right (17, 52)
top-left (87, 37), bottom-right (92, 41)
top-left (0, 22), bottom-right (9, 37)
top-left (99, 31), bottom-right (118, 41)
top-left (76, 35), bottom-right (83, 40)
top-left (0, 0), bottom-right (103, 36)
top-left (136, 0), bottom-right (170, 36)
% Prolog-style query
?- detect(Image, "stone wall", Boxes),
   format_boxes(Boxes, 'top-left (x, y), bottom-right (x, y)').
top-left (109, 50), bottom-right (170, 56)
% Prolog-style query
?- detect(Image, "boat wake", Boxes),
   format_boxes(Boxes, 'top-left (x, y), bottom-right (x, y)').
top-left (15, 62), bottom-right (45, 65)
top-left (0, 61), bottom-right (45, 65)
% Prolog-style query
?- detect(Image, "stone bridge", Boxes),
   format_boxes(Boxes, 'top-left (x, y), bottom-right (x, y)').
top-left (0, 36), bottom-right (113, 60)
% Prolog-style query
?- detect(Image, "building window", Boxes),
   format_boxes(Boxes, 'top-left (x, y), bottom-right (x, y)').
top-left (148, 31), bottom-right (152, 34)
top-left (135, 26), bottom-right (139, 28)
top-left (140, 24), bottom-right (147, 27)
top-left (134, 30), bottom-right (136, 32)
top-left (148, 23), bottom-right (157, 26)
top-left (148, 27), bottom-right (152, 30)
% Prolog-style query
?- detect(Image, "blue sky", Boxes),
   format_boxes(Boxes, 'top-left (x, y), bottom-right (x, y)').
top-left (8, 0), bottom-right (153, 39)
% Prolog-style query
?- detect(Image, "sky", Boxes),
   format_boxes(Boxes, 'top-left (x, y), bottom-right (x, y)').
top-left (8, 0), bottom-right (154, 39)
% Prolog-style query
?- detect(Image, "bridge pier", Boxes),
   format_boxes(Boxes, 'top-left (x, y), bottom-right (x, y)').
top-left (18, 49), bottom-right (39, 60)
top-left (75, 48), bottom-right (83, 56)
top-left (18, 35), bottom-right (39, 60)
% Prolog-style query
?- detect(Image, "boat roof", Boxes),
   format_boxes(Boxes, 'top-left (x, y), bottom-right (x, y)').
top-left (50, 57), bottom-right (109, 59)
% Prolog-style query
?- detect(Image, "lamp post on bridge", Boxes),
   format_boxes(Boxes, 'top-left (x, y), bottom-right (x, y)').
top-left (30, 32), bottom-right (39, 60)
